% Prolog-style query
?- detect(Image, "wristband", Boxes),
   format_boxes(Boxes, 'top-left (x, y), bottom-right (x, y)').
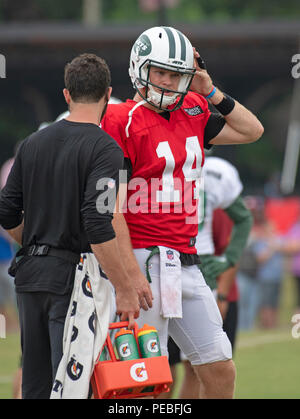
top-left (204, 86), bottom-right (216, 99)
top-left (214, 93), bottom-right (235, 116)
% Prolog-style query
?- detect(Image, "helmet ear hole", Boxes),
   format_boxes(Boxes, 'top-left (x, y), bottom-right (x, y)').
top-left (159, 32), bottom-right (162, 39)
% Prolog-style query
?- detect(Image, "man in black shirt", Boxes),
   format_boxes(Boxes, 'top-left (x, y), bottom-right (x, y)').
top-left (0, 53), bottom-right (152, 399)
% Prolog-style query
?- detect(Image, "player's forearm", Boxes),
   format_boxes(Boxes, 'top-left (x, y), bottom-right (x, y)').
top-left (225, 197), bottom-right (253, 265)
top-left (91, 238), bottom-right (140, 328)
top-left (113, 188), bottom-right (142, 276)
top-left (217, 266), bottom-right (237, 298)
top-left (91, 238), bottom-right (130, 291)
top-left (112, 212), bottom-right (142, 276)
top-left (6, 220), bottom-right (24, 245)
top-left (210, 88), bottom-right (264, 143)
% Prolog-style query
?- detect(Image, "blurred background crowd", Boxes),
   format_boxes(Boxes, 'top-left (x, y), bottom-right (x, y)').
top-left (0, 0), bottom-right (300, 397)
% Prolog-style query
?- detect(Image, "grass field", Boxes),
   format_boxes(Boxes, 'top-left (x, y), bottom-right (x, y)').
top-left (234, 273), bottom-right (300, 399)
top-left (0, 275), bottom-right (299, 399)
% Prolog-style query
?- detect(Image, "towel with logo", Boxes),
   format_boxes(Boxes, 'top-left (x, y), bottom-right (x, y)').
top-left (50, 253), bottom-right (114, 399)
top-left (157, 246), bottom-right (182, 319)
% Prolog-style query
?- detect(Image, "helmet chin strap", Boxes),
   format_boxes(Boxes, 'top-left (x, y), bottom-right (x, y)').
top-left (147, 85), bottom-right (178, 108)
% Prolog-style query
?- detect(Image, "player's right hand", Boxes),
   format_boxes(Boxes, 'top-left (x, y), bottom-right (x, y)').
top-left (190, 48), bottom-right (214, 97)
top-left (115, 285), bottom-right (140, 329)
top-left (131, 271), bottom-right (153, 311)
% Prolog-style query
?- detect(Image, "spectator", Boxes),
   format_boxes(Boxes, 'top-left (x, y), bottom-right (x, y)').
top-left (282, 220), bottom-right (300, 313)
top-left (237, 231), bottom-right (260, 330)
top-left (0, 227), bottom-right (18, 332)
top-left (0, 150), bottom-right (20, 333)
top-left (254, 218), bottom-right (285, 329)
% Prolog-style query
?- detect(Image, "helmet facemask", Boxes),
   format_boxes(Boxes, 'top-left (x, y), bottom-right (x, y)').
top-left (136, 59), bottom-right (195, 112)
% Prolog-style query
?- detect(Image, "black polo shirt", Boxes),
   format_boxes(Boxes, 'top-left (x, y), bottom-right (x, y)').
top-left (0, 119), bottom-right (123, 294)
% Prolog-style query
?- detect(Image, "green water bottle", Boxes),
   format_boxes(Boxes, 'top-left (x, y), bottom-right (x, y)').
top-left (137, 324), bottom-right (161, 358)
top-left (114, 328), bottom-right (140, 361)
top-left (98, 345), bottom-right (108, 361)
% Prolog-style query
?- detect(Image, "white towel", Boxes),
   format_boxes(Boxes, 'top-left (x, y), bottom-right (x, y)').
top-left (158, 246), bottom-right (182, 319)
top-left (50, 253), bottom-right (113, 399)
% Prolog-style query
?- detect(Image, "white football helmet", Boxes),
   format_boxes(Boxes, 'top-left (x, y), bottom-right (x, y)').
top-left (37, 97), bottom-right (122, 130)
top-left (129, 26), bottom-right (196, 111)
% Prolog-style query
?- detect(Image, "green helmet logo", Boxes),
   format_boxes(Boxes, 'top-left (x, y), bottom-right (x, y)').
top-left (133, 34), bottom-right (152, 56)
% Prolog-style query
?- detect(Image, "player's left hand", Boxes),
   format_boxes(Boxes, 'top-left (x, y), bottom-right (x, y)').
top-left (217, 299), bottom-right (229, 320)
top-left (200, 254), bottom-right (231, 280)
top-left (189, 48), bottom-right (214, 97)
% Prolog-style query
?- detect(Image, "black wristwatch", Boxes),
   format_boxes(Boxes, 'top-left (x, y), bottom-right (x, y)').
top-left (217, 293), bottom-right (228, 302)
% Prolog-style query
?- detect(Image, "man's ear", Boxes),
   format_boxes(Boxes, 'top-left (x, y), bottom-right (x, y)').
top-left (63, 88), bottom-right (71, 105)
top-left (107, 86), bottom-right (112, 102)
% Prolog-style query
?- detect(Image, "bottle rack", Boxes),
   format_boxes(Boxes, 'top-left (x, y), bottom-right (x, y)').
top-left (90, 321), bottom-right (173, 399)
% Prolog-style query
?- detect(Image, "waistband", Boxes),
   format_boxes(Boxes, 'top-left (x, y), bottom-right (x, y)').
top-left (18, 245), bottom-right (80, 265)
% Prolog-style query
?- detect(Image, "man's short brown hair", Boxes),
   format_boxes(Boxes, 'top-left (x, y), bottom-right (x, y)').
top-left (64, 53), bottom-right (111, 103)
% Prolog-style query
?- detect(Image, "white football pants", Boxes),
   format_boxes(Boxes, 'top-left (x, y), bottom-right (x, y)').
top-left (134, 248), bottom-right (232, 365)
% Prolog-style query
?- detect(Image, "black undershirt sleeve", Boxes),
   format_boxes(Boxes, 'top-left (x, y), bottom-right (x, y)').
top-left (0, 142), bottom-right (24, 229)
top-left (158, 109), bottom-right (225, 151)
top-left (203, 112), bottom-right (226, 149)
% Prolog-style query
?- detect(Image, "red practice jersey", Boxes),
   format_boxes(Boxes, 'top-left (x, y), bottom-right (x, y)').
top-left (102, 92), bottom-right (211, 253)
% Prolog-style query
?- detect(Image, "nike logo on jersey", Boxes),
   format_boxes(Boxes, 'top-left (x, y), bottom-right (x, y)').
top-left (183, 106), bottom-right (203, 116)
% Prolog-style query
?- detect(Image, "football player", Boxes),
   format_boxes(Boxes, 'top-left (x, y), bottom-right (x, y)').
top-left (101, 26), bottom-right (263, 398)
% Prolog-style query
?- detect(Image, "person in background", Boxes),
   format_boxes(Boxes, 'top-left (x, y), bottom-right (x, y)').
top-left (0, 148), bottom-right (20, 333)
top-left (254, 216), bottom-right (300, 329)
top-left (212, 208), bottom-right (240, 350)
top-left (1, 144), bottom-right (22, 398)
top-left (237, 233), bottom-right (261, 331)
top-left (0, 227), bottom-right (18, 331)
top-left (285, 219), bottom-right (300, 314)
top-left (237, 196), bottom-right (264, 330)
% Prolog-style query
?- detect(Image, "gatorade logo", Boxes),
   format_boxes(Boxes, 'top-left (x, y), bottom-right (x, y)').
top-left (130, 362), bottom-right (148, 382)
top-left (147, 338), bottom-right (159, 353)
top-left (52, 379), bottom-right (63, 397)
top-left (82, 274), bottom-right (93, 298)
top-left (66, 357), bottom-right (84, 381)
top-left (120, 342), bottom-right (131, 358)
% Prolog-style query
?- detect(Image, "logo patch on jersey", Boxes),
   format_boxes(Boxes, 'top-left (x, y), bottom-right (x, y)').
top-left (183, 106), bottom-right (203, 116)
